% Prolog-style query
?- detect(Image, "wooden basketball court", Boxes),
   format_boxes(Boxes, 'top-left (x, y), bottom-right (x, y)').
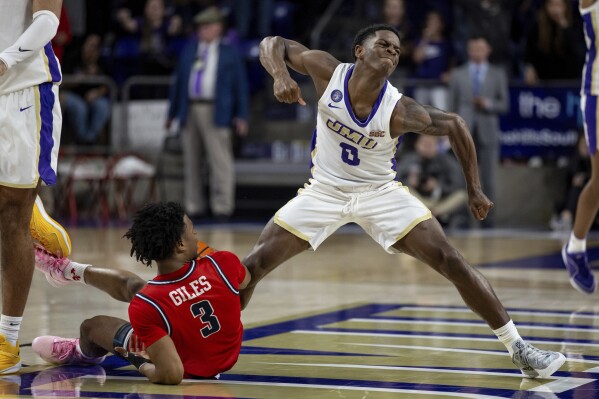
top-left (7, 224), bottom-right (599, 398)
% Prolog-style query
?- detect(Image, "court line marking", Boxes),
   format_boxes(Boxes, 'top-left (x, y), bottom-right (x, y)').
top-left (391, 306), bottom-right (599, 321)
top-left (347, 318), bottom-right (599, 333)
top-left (88, 375), bottom-right (513, 399)
top-left (292, 330), bottom-right (599, 370)
top-left (292, 329), bottom-right (599, 346)
top-left (529, 378), bottom-right (596, 393)
top-left (343, 342), bottom-right (599, 366)
top-left (293, 329), bottom-right (599, 346)
top-left (256, 362), bottom-right (594, 393)
top-left (344, 342), bottom-right (510, 356)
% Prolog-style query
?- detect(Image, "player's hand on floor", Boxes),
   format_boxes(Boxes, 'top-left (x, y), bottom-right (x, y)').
top-left (114, 347), bottom-right (152, 370)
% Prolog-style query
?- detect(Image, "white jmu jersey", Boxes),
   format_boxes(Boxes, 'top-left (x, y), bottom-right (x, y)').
top-left (311, 63), bottom-right (402, 188)
top-left (0, 0), bottom-right (62, 96)
top-left (581, 0), bottom-right (599, 95)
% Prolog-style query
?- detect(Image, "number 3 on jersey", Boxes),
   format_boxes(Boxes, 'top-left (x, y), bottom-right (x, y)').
top-left (340, 143), bottom-right (360, 166)
top-left (190, 300), bottom-right (221, 337)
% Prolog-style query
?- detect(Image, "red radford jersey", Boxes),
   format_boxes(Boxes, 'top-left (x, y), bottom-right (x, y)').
top-left (128, 251), bottom-right (246, 378)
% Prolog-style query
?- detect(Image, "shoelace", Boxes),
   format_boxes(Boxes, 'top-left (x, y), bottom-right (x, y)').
top-left (37, 250), bottom-right (66, 275)
top-left (51, 340), bottom-right (75, 362)
top-left (523, 344), bottom-right (552, 366)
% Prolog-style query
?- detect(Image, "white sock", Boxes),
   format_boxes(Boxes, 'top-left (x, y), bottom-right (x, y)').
top-left (0, 315), bottom-right (22, 345)
top-left (493, 320), bottom-right (522, 356)
top-left (76, 341), bottom-right (101, 360)
top-left (65, 261), bottom-right (90, 284)
top-left (568, 233), bottom-right (586, 253)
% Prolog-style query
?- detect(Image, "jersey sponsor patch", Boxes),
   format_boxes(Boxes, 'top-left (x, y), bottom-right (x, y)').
top-left (331, 89), bottom-right (343, 102)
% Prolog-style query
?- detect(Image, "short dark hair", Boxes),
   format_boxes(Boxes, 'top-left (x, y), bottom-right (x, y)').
top-left (124, 202), bottom-right (186, 266)
top-left (352, 24), bottom-right (401, 60)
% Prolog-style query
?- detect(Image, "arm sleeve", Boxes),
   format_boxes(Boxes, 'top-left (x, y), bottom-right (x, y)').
top-left (128, 298), bottom-right (169, 348)
top-left (210, 251), bottom-right (246, 289)
top-left (0, 10), bottom-right (60, 70)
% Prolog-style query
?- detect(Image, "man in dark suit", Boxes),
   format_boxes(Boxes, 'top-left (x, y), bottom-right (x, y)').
top-left (449, 36), bottom-right (509, 228)
top-left (167, 7), bottom-right (249, 220)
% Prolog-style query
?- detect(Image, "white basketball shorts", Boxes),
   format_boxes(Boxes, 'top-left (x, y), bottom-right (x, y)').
top-left (0, 82), bottom-right (62, 188)
top-left (275, 179), bottom-right (432, 253)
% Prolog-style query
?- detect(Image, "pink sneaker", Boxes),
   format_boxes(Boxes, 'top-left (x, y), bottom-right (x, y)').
top-left (32, 336), bottom-right (105, 366)
top-left (34, 245), bottom-right (72, 287)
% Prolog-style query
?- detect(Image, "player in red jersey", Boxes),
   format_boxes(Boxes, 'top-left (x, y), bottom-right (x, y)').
top-left (31, 202), bottom-right (250, 385)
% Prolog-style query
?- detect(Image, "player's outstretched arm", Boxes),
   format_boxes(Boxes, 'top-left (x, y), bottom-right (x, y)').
top-left (259, 36), bottom-right (340, 104)
top-left (0, 0), bottom-right (62, 74)
top-left (117, 336), bottom-right (184, 385)
top-left (83, 267), bottom-right (147, 303)
top-left (392, 97), bottom-right (493, 220)
top-left (581, 0), bottom-right (597, 8)
top-left (240, 263), bottom-right (251, 290)
top-left (33, 0), bottom-right (63, 16)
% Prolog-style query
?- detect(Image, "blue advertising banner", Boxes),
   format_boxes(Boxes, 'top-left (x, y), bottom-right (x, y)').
top-left (499, 85), bottom-right (582, 160)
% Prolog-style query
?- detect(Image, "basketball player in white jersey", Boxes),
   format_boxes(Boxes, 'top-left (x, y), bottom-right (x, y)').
top-left (561, 0), bottom-right (599, 294)
top-left (241, 24), bottom-right (566, 378)
top-left (0, 0), bottom-right (71, 374)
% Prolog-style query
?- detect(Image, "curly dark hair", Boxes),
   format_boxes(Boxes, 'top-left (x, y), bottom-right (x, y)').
top-left (124, 202), bottom-right (186, 266)
top-left (352, 23), bottom-right (401, 60)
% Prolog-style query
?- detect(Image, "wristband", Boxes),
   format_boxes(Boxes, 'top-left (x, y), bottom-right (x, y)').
top-left (122, 351), bottom-right (150, 370)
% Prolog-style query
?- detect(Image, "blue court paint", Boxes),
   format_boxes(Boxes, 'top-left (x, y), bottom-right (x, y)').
top-left (18, 303), bottom-right (599, 398)
top-left (478, 246), bottom-right (599, 269)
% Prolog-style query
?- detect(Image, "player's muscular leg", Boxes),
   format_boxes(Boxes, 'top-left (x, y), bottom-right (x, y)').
top-left (392, 218), bottom-right (509, 329)
top-left (241, 218), bottom-right (311, 309)
top-left (79, 316), bottom-right (129, 357)
top-left (573, 151), bottom-right (599, 238)
top-left (0, 185), bottom-right (38, 316)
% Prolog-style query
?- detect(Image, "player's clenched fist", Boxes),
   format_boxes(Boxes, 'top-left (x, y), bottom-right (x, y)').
top-left (273, 74), bottom-right (306, 105)
top-left (468, 188), bottom-right (493, 220)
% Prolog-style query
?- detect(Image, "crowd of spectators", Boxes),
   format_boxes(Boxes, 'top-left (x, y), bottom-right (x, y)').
top-left (55, 0), bottom-right (586, 89)
top-left (52, 0), bottom-right (589, 226)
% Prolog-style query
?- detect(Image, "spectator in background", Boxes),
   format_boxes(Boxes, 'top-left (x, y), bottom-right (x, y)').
top-left (551, 136), bottom-right (592, 232)
top-left (234, 0), bottom-right (273, 39)
top-left (524, 0), bottom-right (585, 84)
top-left (167, 7), bottom-right (249, 221)
top-left (382, 0), bottom-right (414, 75)
top-left (52, 4), bottom-right (72, 63)
top-left (61, 34), bottom-right (111, 145)
top-left (453, 0), bottom-right (519, 74)
top-left (116, 0), bottom-right (184, 74)
top-left (398, 135), bottom-right (468, 228)
top-left (412, 10), bottom-right (452, 110)
top-left (449, 37), bottom-right (509, 228)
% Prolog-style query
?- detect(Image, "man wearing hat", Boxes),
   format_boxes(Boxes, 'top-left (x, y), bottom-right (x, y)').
top-left (167, 6), bottom-right (249, 221)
